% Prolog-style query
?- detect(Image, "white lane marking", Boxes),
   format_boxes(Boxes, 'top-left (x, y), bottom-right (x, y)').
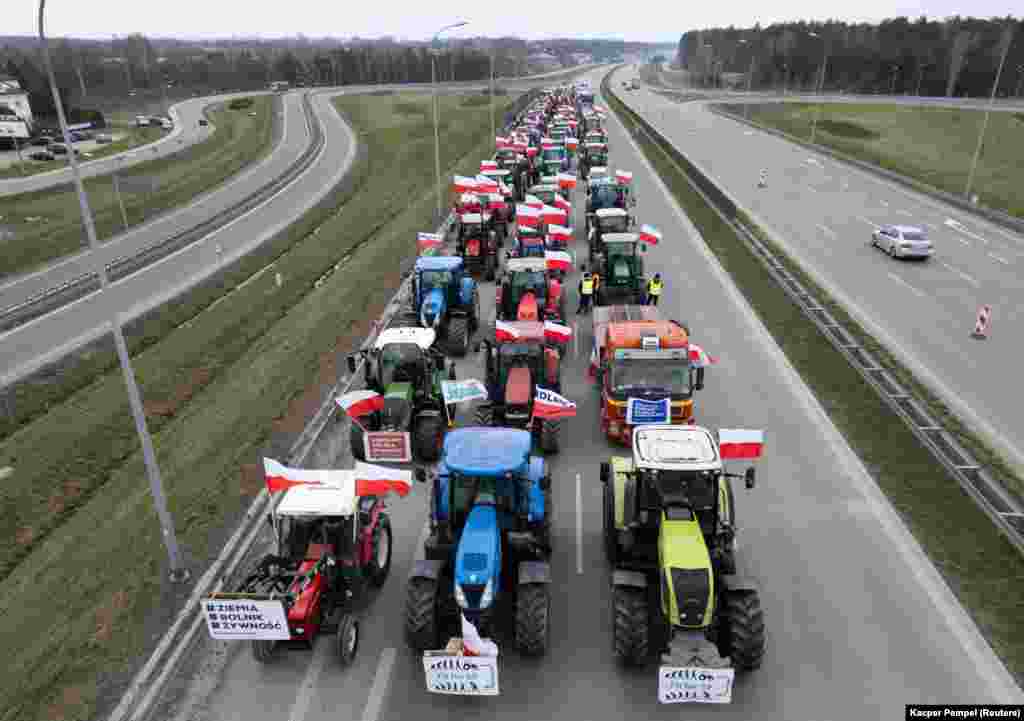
top-left (923, 223), bottom-right (938, 231)
top-left (857, 216), bottom-right (878, 229)
top-left (945, 218), bottom-right (989, 245)
top-left (939, 261), bottom-right (980, 288)
top-left (988, 252), bottom-right (1010, 265)
top-left (806, 185), bottom-right (818, 193)
top-left (816, 224), bottom-right (837, 240)
top-left (887, 271), bottom-right (928, 299)
top-left (360, 648), bottom-right (397, 721)
top-left (896, 210), bottom-right (914, 217)
top-left (576, 472), bottom-right (584, 575)
top-left (287, 642), bottom-right (330, 721)
top-left (806, 157), bottom-right (821, 166)
top-left (880, 199), bottom-right (889, 207)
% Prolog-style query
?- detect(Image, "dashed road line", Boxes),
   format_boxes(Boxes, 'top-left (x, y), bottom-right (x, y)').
top-left (816, 224), bottom-right (837, 240)
top-left (939, 261), bottom-right (980, 288)
top-left (887, 272), bottom-right (928, 299)
top-left (988, 252), bottom-right (1010, 266)
top-left (360, 648), bottom-right (397, 721)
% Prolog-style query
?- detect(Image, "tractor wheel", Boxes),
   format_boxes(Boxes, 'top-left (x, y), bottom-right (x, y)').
top-left (447, 317), bottom-right (469, 357)
top-left (612, 586), bottom-right (649, 666)
top-left (349, 422), bottom-right (367, 461)
top-left (515, 583), bottom-right (550, 656)
top-left (336, 613), bottom-right (360, 666)
top-left (474, 404), bottom-right (494, 427)
top-left (405, 577), bottom-right (440, 651)
top-left (539, 419), bottom-right (561, 454)
top-left (721, 591), bottom-right (765, 671)
top-left (367, 515), bottom-right (393, 587)
top-left (413, 414), bottom-right (445, 463)
top-left (251, 640), bottom-right (276, 664)
top-left (603, 481), bottom-right (619, 565)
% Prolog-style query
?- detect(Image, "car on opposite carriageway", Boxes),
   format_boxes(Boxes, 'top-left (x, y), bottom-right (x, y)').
top-left (871, 224), bottom-right (933, 260)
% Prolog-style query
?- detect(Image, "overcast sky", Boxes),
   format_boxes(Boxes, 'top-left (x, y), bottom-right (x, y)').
top-left (5, 0), bottom-right (1021, 43)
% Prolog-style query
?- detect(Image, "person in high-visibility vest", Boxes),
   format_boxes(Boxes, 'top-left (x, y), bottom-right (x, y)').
top-left (646, 273), bottom-right (663, 306)
top-left (577, 269), bottom-right (595, 314)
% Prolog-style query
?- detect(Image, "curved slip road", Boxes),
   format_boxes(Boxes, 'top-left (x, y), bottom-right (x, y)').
top-left (150, 67), bottom-right (1021, 721)
top-left (0, 91), bottom-right (279, 198)
top-left (619, 69), bottom-right (1024, 478)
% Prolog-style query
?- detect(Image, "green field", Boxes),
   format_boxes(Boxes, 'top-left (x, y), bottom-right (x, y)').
top-left (605, 76), bottom-right (1024, 686)
top-left (0, 90), bottom-right (514, 721)
top-left (0, 96), bottom-right (275, 279)
top-left (718, 102), bottom-right (1024, 219)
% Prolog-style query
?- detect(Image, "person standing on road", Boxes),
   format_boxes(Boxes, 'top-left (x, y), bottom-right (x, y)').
top-left (646, 273), bottom-right (663, 306)
top-left (577, 267), bottom-right (594, 314)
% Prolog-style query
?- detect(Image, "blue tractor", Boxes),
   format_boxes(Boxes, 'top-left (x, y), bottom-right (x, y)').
top-left (405, 428), bottom-right (552, 656)
top-left (410, 256), bottom-right (480, 357)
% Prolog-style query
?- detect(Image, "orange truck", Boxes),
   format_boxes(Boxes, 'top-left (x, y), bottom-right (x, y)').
top-left (590, 305), bottom-right (707, 445)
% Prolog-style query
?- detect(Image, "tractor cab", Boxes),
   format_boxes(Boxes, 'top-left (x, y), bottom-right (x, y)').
top-left (594, 234), bottom-right (647, 306)
top-left (529, 183), bottom-right (560, 209)
top-left (412, 256), bottom-right (479, 356)
top-left (511, 226), bottom-right (547, 260)
top-left (589, 207), bottom-right (633, 260)
top-left (540, 145), bottom-right (568, 175)
top-left (581, 142), bottom-right (609, 180)
top-left (455, 213), bottom-right (499, 281)
top-left (496, 257), bottom-right (564, 323)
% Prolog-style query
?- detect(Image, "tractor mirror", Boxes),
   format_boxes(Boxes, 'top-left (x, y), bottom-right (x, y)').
top-left (745, 467), bottom-right (756, 489)
top-left (346, 355), bottom-right (358, 374)
top-left (415, 468), bottom-right (428, 484)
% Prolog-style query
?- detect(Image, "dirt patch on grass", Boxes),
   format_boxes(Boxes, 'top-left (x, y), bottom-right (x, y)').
top-left (93, 590), bottom-right (131, 644)
top-left (15, 526), bottom-right (33, 546)
top-left (47, 480), bottom-right (83, 516)
top-left (239, 463), bottom-right (263, 496)
top-left (144, 367), bottom-right (212, 419)
top-left (44, 683), bottom-right (89, 721)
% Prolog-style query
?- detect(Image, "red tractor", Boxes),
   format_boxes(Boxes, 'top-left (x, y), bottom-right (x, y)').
top-left (495, 257), bottom-right (565, 323)
top-left (454, 212), bottom-right (500, 281)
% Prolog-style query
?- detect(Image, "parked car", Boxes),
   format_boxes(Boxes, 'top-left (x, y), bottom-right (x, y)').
top-left (871, 224), bottom-right (934, 260)
top-left (29, 136), bottom-right (52, 147)
top-left (29, 150), bottom-right (54, 161)
top-left (94, 133), bottom-right (113, 144)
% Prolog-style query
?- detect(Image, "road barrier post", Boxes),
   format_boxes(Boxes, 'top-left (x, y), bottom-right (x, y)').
top-left (971, 305), bottom-right (992, 340)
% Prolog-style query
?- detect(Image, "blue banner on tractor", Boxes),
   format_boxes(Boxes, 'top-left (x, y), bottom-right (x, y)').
top-left (625, 397), bottom-right (670, 425)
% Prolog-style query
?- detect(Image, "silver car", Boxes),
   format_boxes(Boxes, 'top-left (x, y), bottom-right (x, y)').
top-left (871, 224), bottom-right (933, 259)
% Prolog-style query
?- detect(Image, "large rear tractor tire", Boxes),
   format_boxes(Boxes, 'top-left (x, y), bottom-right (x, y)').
top-left (336, 613), bottom-right (360, 666)
top-left (515, 583), bottom-right (550, 656)
top-left (721, 591), bottom-right (765, 671)
top-left (252, 640), bottom-right (276, 664)
top-left (539, 419), bottom-right (561, 454)
top-left (474, 404), bottom-right (494, 427)
top-left (367, 515), bottom-right (393, 587)
top-left (447, 317), bottom-right (469, 357)
top-left (613, 586), bottom-right (649, 666)
top-left (349, 423), bottom-right (367, 461)
top-left (603, 481), bottom-right (619, 565)
top-left (413, 414), bottom-right (445, 463)
top-left (405, 577), bottom-right (440, 651)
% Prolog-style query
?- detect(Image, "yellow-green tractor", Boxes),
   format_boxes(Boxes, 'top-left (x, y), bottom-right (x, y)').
top-left (600, 424), bottom-right (765, 704)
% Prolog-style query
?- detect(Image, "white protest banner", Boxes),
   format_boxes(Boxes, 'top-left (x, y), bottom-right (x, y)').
top-left (422, 652), bottom-right (500, 696)
top-left (441, 379), bottom-right (488, 405)
top-left (657, 666), bottom-right (734, 704)
top-left (202, 597), bottom-right (291, 641)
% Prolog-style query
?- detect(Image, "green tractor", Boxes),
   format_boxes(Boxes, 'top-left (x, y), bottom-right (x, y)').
top-left (601, 424), bottom-right (765, 704)
top-left (593, 233), bottom-right (648, 306)
top-left (347, 326), bottom-right (457, 463)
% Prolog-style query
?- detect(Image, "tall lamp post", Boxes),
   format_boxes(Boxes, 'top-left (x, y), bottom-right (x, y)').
top-left (37, 0), bottom-right (188, 582)
top-left (965, 23), bottom-right (1014, 201)
top-left (889, 65), bottom-right (901, 95)
top-left (915, 62), bottom-right (934, 97)
top-left (1013, 64), bottom-right (1024, 98)
top-left (430, 20), bottom-right (469, 222)
top-left (808, 32), bottom-right (829, 145)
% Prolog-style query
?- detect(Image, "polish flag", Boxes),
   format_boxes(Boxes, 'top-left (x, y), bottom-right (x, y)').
top-left (353, 462), bottom-right (413, 498)
top-left (475, 175), bottom-right (499, 194)
top-left (461, 613), bottom-right (499, 656)
top-left (565, 137), bottom-right (579, 151)
top-left (336, 390), bottom-right (384, 418)
top-left (718, 429), bottom-right (765, 460)
top-left (513, 141), bottom-right (528, 153)
top-left (545, 249), bottom-right (572, 272)
top-left (523, 195), bottom-right (544, 210)
top-left (547, 225), bottom-right (571, 243)
top-left (516, 205), bottom-right (541, 227)
top-left (495, 320), bottom-right (522, 343)
top-left (486, 193), bottom-right (506, 210)
top-left (543, 320), bottom-right (572, 344)
top-left (688, 343), bottom-right (718, 368)
top-left (263, 458), bottom-right (347, 494)
top-left (615, 170), bottom-right (634, 185)
top-left (541, 137), bottom-right (555, 146)
top-left (526, 147), bottom-right (539, 158)
top-left (481, 159), bottom-right (498, 172)
top-left (532, 387), bottom-right (577, 419)
top-left (557, 173), bottom-right (577, 190)
top-left (453, 176), bottom-right (478, 193)
top-left (417, 232), bottom-right (444, 254)
top-left (638, 225), bottom-right (662, 245)
top-left (541, 205), bottom-right (567, 225)
top-left (554, 196), bottom-right (572, 213)
top-left (499, 181), bottom-right (513, 197)
top-left (495, 136), bottom-right (509, 149)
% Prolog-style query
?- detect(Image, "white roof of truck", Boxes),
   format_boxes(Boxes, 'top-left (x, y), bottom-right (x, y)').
top-left (505, 258), bottom-right (548, 273)
top-left (276, 482), bottom-right (357, 518)
top-left (596, 208), bottom-right (627, 218)
top-left (374, 327), bottom-right (436, 350)
top-left (602, 233), bottom-right (639, 244)
top-left (633, 425), bottom-right (722, 472)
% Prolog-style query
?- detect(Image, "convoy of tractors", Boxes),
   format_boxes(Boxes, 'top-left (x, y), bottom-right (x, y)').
top-left (201, 78), bottom-right (766, 706)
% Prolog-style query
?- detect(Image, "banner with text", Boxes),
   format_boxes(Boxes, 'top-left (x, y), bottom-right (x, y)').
top-left (441, 379), bottom-right (489, 405)
top-left (363, 431), bottom-right (412, 463)
top-left (626, 397), bottom-right (670, 425)
top-left (658, 666), bottom-right (734, 704)
top-left (202, 597), bottom-right (291, 641)
top-left (423, 653), bottom-right (500, 696)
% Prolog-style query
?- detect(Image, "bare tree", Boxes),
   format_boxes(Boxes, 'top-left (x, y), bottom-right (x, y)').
top-left (947, 30), bottom-right (972, 97)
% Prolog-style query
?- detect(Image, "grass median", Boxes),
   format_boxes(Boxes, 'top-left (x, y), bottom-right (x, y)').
top-left (0, 89), bottom-right (518, 721)
top-left (717, 101), bottom-right (1024, 219)
top-left (603, 75), bottom-right (1024, 685)
top-left (0, 95), bottom-right (275, 279)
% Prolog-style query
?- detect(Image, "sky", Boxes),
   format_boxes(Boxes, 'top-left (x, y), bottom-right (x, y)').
top-left (5, 0), bottom-right (1021, 43)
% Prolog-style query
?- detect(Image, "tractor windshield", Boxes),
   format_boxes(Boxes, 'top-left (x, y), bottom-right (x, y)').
top-left (591, 186), bottom-right (619, 210)
top-left (498, 343), bottom-right (541, 386)
top-left (655, 470), bottom-right (718, 511)
top-left (598, 216), bottom-right (629, 233)
top-left (511, 271), bottom-right (548, 296)
top-left (610, 356), bottom-right (692, 396)
top-left (534, 189), bottom-right (557, 205)
top-left (379, 344), bottom-right (424, 387)
top-left (420, 270), bottom-right (453, 289)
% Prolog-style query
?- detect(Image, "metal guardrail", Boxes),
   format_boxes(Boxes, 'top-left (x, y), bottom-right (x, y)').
top-left (602, 72), bottom-right (1024, 556)
top-left (0, 92), bottom-right (322, 334)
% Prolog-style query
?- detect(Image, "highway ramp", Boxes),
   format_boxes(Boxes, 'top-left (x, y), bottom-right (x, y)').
top-left (149, 67), bottom-right (1021, 721)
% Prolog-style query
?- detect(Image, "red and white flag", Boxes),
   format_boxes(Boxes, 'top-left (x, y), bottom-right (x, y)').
top-left (263, 458), bottom-right (346, 494)
top-left (495, 320), bottom-right (522, 343)
top-left (524, 195), bottom-right (544, 210)
top-left (516, 204), bottom-right (541, 227)
top-left (513, 140), bottom-right (528, 153)
top-left (532, 387), bottom-right (577, 419)
top-left (526, 146), bottom-right (539, 158)
top-left (336, 390), bottom-right (384, 418)
top-left (565, 137), bottom-right (579, 151)
top-left (461, 612), bottom-right (499, 657)
top-left (557, 172), bottom-right (577, 190)
top-left (545, 249), bottom-right (572, 272)
top-left (718, 429), bottom-right (764, 460)
top-left (615, 170), bottom-right (634, 185)
top-left (543, 320), bottom-right (572, 344)
top-left (453, 176), bottom-right (478, 193)
top-left (547, 225), bottom-right (572, 243)
top-left (554, 196), bottom-right (572, 213)
top-left (486, 193), bottom-right (505, 210)
top-left (481, 159), bottom-right (498, 172)
top-left (417, 232), bottom-right (444, 254)
top-left (638, 224), bottom-right (662, 245)
top-left (541, 137), bottom-right (555, 147)
top-left (495, 136), bottom-right (509, 148)
top-left (475, 175), bottom-right (499, 194)
top-left (353, 461), bottom-right (412, 498)
top-left (688, 343), bottom-right (718, 368)
top-left (541, 205), bottom-right (567, 225)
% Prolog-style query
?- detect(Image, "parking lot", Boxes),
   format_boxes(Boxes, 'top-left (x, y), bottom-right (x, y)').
top-left (0, 131), bottom-right (132, 170)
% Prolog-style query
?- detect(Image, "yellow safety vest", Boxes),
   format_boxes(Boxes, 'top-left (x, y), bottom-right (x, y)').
top-left (581, 277), bottom-right (594, 295)
top-left (648, 279), bottom-right (663, 296)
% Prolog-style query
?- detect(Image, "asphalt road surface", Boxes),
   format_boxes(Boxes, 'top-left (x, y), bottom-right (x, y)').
top-left (618, 69), bottom-right (1024, 477)
top-left (151, 67), bottom-right (1021, 721)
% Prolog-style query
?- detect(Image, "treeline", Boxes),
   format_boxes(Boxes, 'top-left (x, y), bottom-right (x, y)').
top-left (677, 17), bottom-right (1024, 97)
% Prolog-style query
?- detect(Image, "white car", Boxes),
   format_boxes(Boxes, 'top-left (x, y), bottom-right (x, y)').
top-left (871, 224), bottom-right (933, 259)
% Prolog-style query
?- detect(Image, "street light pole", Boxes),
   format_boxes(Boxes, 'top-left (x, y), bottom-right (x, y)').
top-left (890, 65), bottom-right (900, 95)
top-left (1014, 65), bottom-right (1024, 98)
top-left (38, 0), bottom-right (188, 583)
top-left (430, 20), bottom-right (469, 223)
top-left (965, 25), bottom-right (1014, 201)
top-left (808, 33), bottom-right (828, 145)
top-left (490, 45), bottom-right (495, 144)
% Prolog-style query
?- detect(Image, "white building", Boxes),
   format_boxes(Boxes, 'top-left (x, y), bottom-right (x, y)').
top-left (0, 76), bottom-right (33, 127)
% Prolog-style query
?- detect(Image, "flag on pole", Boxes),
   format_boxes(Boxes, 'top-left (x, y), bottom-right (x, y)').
top-left (486, 193), bottom-right (505, 210)
top-left (336, 390), bottom-right (384, 418)
top-left (495, 136), bottom-right (509, 148)
top-left (516, 205), bottom-right (541, 227)
top-left (453, 176), bottom-right (478, 193)
top-left (688, 343), bottom-right (718, 368)
top-left (461, 613), bottom-right (499, 657)
top-left (554, 196), bottom-right (571, 213)
top-left (615, 170), bottom-right (634, 185)
top-left (495, 320), bottom-right (522, 343)
top-left (718, 429), bottom-right (765, 460)
top-left (475, 175), bottom-right (499, 194)
top-left (638, 224), bottom-right (662, 245)
top-left (547, 225), bottom-right (572, 243)
top-left (541, 205), bottom-right (567, 225)
top-left (417, 232), bottom-right (444, 255)
top-left (543, 320), bottom-right (572, 344)
top-left (532, 387), bottom-right (577, 419)
top-left (524, 194), bottom-right (544, 209)
top-left (544, 249), bottom-right (572, 272)
top-left (557, 172), bottom-right (577, 190)
top-left (353, 462), bottom-right (413, 498)
top-left (263, 458), bottom-right (345, 493)
top-left (481, 159), bottom-right (498, 172)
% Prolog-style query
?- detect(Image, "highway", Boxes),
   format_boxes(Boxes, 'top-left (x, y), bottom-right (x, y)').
top-left (616, 67), bottom-right (1024, 478)
top-left (149, 67), bottom-right (1021, 721)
